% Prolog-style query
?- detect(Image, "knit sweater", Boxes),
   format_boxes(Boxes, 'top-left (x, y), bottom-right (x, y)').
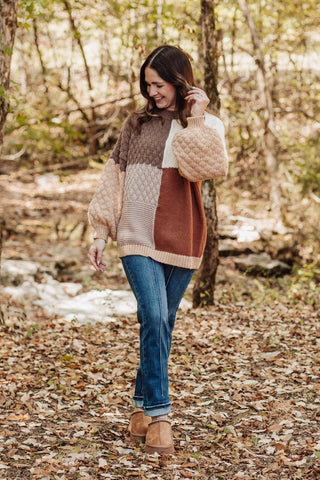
top-left (88, 109), bottom-right (228, 269)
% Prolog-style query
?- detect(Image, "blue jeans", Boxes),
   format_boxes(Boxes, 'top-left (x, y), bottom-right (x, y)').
top-left (121, 255), bottom-right (195, 417)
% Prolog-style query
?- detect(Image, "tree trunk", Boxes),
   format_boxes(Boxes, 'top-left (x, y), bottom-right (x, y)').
top-left (0, 0), bottom-right (18, 325)
top-left (62, 0), bottom-right (98, 155)
top-left (0, 217), bottom-right (5, 324)
top-left (32, 17), bottom-right (49, 98)
top-left (193, 179), bottom-right (219, 307)
top-left (155, 0), bottom-right (163, 41)
top-left (238, 0), bottom-right (283, 224)
top-left (0, 0), bottom-right (18, 154)
top-left (193, 0), bottom-right (220, 307)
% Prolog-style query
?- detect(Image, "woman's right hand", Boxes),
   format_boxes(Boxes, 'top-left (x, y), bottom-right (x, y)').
top-left (88, 238), bottom-right (107, 272)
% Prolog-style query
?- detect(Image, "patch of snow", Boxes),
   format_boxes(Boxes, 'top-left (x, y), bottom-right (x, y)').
top-left (234, 225), bottom-right (260, 243)
top-left (35, 173), bottom-right (60, 188)
top-left (1, 260), bottom-right (192, 324)
top-left (2, 276), bottom-right (136, 323)
top-left (1, 259), bottom-right (49, 284)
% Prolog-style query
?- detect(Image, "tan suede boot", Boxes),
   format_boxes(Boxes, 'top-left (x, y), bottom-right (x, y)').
top-left (128, 411), bottom-right (152, 443)
top-left (145, 419), bottom-right (175, 455)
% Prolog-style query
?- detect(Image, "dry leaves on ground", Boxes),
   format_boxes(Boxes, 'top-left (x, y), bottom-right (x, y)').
top-left (0, 295), bottom-right (319, 480)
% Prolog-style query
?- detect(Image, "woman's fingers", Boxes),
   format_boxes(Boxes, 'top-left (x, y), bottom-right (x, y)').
top-left (88, 246), bottom-right (99, 270)
top-left (185, 87), bottom-right (208, 99)
top-left (88, 239), bottom-right (106, 271)
top-left (185, 87), bottom-right (209, 117)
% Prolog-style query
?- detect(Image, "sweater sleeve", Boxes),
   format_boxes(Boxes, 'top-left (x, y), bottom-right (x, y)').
top-left (171, 114), bottom-right (229, 182)
top-left (88, 117), bottom-right (131, 242)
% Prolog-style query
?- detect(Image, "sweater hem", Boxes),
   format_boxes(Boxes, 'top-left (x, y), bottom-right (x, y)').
top-left (118, 244), bottom-right (202, 269)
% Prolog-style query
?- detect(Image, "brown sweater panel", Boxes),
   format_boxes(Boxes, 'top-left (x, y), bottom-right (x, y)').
top-left (154, 168), bottom-right (206, 258)
top-left (126, 116), bottom-right (173, 168)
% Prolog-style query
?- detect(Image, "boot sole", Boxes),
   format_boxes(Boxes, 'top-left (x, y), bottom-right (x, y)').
top-left (145, 443), bottom-right (175, 455)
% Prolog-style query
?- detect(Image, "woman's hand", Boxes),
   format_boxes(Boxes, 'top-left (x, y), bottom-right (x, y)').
top-left (88, 238), bottom-right (107, 272)
top-left (185, 87), bottom-right (210, 117)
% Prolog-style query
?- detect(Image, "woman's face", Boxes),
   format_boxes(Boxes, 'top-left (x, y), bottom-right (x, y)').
top-left (145, 66), bottom-right (177, 111)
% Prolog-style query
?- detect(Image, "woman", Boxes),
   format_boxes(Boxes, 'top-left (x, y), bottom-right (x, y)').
top-left (88, 45), bottom-right (228, 455)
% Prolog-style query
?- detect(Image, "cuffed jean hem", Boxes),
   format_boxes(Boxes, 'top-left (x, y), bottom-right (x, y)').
top-left (133, 397), bottom-right (171, 417)
top-left (132, 398), bottom-right (144, 408)
top-left (144, 403), bottom-right (171, 417)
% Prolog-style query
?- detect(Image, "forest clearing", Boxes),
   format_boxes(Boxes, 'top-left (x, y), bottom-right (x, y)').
top-left (1, 0), bottom-right (320, 478)
top-left (0, 165), bottom-right (319, 479)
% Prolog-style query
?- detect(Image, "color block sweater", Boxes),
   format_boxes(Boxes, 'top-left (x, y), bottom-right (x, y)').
top-left (88, 109), bottom-right (228, 269)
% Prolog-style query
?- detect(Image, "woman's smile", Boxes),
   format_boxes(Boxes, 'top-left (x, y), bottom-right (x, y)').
top-left (145, 66), bottom-right (176, 111)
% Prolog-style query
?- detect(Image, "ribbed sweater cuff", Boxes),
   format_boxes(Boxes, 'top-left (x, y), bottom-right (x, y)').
top-left (186, 116), bottom-right (205, 128)
top-left (93, 226), bottom-right (109, 242)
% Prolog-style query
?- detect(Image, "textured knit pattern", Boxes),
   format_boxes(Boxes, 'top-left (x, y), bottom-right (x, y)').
top-left (124, 164), bottom-right (162, 205)
top-left (172, 116), bottom-right (228, 182)
top-left (88, 159), bottom-right (125, 241)
top-left (88, 110), bottom-right (228, 269)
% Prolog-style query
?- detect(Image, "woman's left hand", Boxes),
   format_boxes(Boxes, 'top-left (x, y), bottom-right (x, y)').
top-left (185, 87), bottom-right (210, 117)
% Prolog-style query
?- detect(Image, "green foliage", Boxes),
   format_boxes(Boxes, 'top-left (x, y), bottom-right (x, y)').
top-left (26, 324), bottom-right (39, 337)
top-left (296, 135), bottom-right (320, 195)
top-left (5, 113), bottom-right (85, 165)
top-left (59, 354), bottom-right (74, 363)
top-left (0, 86), bottom-right (10, 106)
top-left (17, 0), bottom-right (36, 29)
top-left (2, 0), bottom-right (319, 268)
top-left (293, 263), bottom-right (320, 287)
top-left (3, 0), bottom-right (201, 165)
top-left (0, 40), bottom-right (13, 57)
top-left (21, 120), bottom-right (84, 162)
top-left (4, 81), bottom-right (86, 163)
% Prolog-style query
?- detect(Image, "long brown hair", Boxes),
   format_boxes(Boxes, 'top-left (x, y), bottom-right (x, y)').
top-left (131, 45), bottom-right (196, 133)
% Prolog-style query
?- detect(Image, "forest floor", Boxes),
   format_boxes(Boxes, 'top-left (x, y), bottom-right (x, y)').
top-left (0, 167), bottom-right (319, 480)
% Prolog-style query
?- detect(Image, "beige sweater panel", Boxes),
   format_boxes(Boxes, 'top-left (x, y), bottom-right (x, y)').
top-left (88, 159), bottom-right (125, 241)
top-left (88, 117), bottom-right (132, 241)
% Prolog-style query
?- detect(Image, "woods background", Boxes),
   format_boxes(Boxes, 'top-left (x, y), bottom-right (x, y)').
top-left (1, 2), bottom-right (320, 479)
top-left (1, 0), bottom-right (320, 297)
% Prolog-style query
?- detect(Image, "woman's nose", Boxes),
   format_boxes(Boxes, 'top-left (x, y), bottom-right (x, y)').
top-left (149, 85), bottom-right (158, 97)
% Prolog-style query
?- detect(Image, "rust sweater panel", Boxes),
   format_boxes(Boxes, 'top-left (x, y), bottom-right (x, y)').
top-left (88, 109), bottom-right (227, 269)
